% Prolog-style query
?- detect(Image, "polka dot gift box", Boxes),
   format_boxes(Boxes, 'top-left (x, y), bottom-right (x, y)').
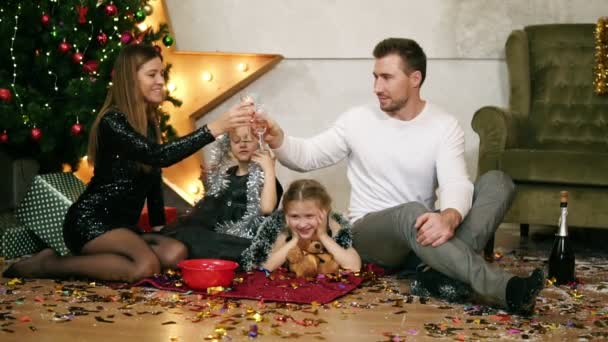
top-left (0, 212), bottom-right (44, 259)
top-left (16, 173), bottom-right (86, 256)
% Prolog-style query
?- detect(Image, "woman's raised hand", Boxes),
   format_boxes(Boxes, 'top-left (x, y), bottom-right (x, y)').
top-left (207, 101), bottom-right (255, 137)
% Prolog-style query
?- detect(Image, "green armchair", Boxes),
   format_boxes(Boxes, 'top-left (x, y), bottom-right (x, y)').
top-left (472, 24), bottom-right (608, 241)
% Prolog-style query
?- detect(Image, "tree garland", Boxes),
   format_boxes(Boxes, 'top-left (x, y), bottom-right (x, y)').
top-left (594, 17), bottom-right (608, 95)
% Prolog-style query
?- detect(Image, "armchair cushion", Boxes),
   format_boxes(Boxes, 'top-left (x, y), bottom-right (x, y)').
top-left (525, 24), bottom-right (608, 151)
top-left (500, 149), bottom-right (608, 186)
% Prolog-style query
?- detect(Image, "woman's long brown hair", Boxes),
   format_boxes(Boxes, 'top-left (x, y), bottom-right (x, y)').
top-left (87, 44), bottom-right (163, 167)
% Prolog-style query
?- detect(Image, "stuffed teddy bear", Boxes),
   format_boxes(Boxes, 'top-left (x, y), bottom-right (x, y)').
top-left (286, 237), bottom-right (339, 278)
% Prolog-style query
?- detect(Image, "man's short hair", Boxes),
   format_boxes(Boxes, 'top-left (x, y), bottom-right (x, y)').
top-left (373, 38), bottom-right (427, 86)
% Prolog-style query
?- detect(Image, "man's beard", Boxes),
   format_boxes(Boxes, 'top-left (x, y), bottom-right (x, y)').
top-left (380, 97), bottom-right (407, 114)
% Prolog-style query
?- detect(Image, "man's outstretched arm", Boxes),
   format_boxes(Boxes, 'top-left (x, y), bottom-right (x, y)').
top-left (261, 113), bottom-right (350, 172)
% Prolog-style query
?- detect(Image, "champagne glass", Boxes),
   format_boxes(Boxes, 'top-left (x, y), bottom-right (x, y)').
top-left (254, 104), bottom-right (267, 151)
top-left (240, 92), bottom-right (267, 150)
top-left (240, 92), bottom-right (259, 105)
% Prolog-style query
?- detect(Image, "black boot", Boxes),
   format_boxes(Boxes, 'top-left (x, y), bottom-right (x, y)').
top-left (506, 268), bottom-right (545, 316)
top-left (410, 267), bottom-right (474, 303)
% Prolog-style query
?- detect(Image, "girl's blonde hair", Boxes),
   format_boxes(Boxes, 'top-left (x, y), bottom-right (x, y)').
top-left (87, 44), bottom-right (163, 167)
top-left (282, 179), bottom-right (332, 212)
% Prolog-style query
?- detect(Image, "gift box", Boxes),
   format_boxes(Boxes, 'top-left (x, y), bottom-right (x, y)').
top-left (16, 173), bottom-right (86, 256)
top-left (138, 206), bottom-right (177, 232)
top-left (0, 212), bottom-right (44, 259)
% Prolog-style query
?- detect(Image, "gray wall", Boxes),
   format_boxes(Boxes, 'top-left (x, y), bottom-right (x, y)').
top-left (166, 0), bottom-right (605, 212)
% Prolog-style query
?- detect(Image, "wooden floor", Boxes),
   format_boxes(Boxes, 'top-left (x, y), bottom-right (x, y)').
top-left (2, 224), bottom-right (608, 341)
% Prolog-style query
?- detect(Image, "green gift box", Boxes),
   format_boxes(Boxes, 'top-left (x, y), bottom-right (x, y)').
top-left (16, 173), bottom-right (86, 256)
top-left (0, 212), bottom-right (44, 259)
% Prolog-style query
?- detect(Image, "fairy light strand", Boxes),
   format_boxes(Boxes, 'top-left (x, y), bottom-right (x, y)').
top-left (9, 5), bottom-right (24, 116)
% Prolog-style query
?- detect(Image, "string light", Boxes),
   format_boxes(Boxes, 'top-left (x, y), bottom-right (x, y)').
top-left (9, 5), bottom-right (24, 118)
top-left (81, 22), bottom-right (95, 56)
top-left (166, 83), bottom-right (177, 93)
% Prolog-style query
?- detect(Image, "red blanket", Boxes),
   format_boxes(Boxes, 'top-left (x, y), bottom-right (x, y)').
top-left (132, 267), bottom-right (376, 304)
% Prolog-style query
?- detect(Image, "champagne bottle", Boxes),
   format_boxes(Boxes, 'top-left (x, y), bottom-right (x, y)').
top-left (547, 191), bottom-right (576, 284)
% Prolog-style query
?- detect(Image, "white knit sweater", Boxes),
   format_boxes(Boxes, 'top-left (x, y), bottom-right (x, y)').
top-left (274, 102), bottom-right (473, 223)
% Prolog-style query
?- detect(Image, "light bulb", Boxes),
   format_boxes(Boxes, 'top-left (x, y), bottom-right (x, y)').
top-left (237, 62), bottom-right (249, 72)
top-left (166, 83), bottom-right (177, 93)
top-left (137, 22), bottom-right (148, 31)
top-left (201, 71), bottom-right (213, 82)
top-left (188, 183), bottom-right (201, 195)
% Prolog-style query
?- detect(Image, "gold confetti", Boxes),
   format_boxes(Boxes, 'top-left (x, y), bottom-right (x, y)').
top-left (7, 278), bottom-right (23, 286)
top-left (207, 286), bottom-right (225, 294)
top-left (252, 312), bottom-right (263, 322)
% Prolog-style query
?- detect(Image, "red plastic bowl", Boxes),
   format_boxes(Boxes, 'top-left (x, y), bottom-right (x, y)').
top-left (177, 259), bottom-right (239, 290)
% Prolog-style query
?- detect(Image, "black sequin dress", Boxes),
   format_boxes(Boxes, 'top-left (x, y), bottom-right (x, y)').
top-left (63, 110), bottom-right (215, 254)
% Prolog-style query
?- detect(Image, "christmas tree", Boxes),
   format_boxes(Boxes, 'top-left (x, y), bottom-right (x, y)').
top-left (0, 0), bottom-right (178, 173)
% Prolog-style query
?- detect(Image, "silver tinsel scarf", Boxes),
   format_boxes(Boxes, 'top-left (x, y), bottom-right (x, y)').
top-left (202, 134), bottom-right (266, 239)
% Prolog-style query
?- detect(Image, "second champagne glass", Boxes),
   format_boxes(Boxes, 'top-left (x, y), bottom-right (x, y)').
top-left (254, 104), bottom-right (267, 151)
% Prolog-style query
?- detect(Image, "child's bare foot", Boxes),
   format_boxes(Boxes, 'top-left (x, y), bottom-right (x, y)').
top-left (2, 248), bottom-right (57, 278)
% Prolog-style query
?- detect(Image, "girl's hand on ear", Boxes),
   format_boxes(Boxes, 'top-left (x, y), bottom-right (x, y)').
top-left (315, 209), bottom-right (329, 238)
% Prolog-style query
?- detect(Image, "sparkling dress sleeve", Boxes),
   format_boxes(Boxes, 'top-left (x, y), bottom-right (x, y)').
top-left (99, 111), bottom-right (215, 167)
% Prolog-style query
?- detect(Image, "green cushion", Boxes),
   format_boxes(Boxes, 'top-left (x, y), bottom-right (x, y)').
top-left (500, 149), bottom-right (608, 186)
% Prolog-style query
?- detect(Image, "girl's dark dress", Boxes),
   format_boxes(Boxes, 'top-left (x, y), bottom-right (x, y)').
top-left (63, 111), bottom-right (215, 254)
top-left (161, 166), bottom-right (283, 261)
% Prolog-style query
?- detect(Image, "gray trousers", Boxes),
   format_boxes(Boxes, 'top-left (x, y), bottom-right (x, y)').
top-left (352, 171), bottom-right (515, 305)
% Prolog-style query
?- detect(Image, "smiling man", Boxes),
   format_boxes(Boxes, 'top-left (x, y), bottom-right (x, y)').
top-left (260, 38), bottom-right (544, 315)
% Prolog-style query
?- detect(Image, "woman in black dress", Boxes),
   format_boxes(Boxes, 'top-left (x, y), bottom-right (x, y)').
top-left (4, 45), bottom-right (254, 282)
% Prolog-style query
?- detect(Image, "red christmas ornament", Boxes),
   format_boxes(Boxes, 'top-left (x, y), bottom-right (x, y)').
top-left (0, 131), bottom-right (8, 144)
top-left (0, 88), bottom-right (12, 102)
top-left (72, 52), bottom-right (84, 64)
top-left (96, 32), bottom-right (108, 46)
top-left (104, 3), bottom-right (118, 17)
top-left (70, 122), bottom-right (84, 136)
top-left (153, 45), bottom-right (162, 54)
top-left (30, 127), bottom-right (42, 142)
top-left (41, 13), bottom-right (51, 27)
top-left (34, 49), bottom-right (41, 57)
top-left (120, 31), bottom-right (133, 45)
top-left (83, 60), bottom-right (99, 74)
top-left (58, 41), bottom-right (71, 54)
top-left (76, 5), bottom-right (89, 24)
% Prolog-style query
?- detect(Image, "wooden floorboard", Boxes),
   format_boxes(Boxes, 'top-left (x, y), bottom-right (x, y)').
top-left (1, 224), bottom-right (607, 341)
